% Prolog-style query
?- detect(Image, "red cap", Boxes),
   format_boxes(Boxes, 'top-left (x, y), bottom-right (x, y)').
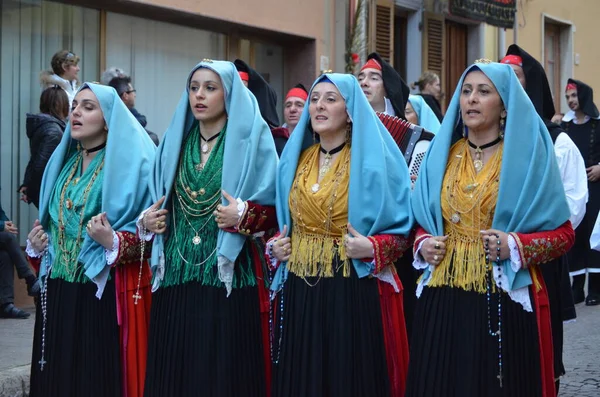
top-left (566, 82), bottom-right (577, 92)
top-left (500, 55), bottom-right (523, 67)
top-left (360, 58), bottom-right (382, 73)
top-left (238, 71), bottom-right (249, 82)
top-left (285, 87), bottom-right (308, 102)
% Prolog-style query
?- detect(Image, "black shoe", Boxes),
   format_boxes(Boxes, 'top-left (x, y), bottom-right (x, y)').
top-left (27, 278), bottom-right (41, 297)
top-left (0, 303), bottom-right (30, 319)
top-left (572, 288), bottom-right (585, 304)
top-left (585, 293), bottom-right (600, 306)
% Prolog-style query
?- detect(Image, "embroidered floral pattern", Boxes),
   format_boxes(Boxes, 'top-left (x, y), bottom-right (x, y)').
top-left (369, 234), bottom-right (410, 274)
top-left (237, 202), bottom-right (277, 236)
top-left (117, 231), bottom-right (150, 264)
top-left (514, 221), bottom-right (575, 269)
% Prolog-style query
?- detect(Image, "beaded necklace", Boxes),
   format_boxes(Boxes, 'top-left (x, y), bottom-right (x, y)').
top-left (57, 151), bottom-right (105, 277)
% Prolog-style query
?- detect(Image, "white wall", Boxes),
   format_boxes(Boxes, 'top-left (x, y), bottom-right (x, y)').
top-left (105, 12), bottom-right (227, 137)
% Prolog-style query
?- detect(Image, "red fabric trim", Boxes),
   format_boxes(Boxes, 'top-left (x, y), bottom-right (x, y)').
top-left (250, 243), bottom-right (272, 397)
top-left (378, 279), bottom-right (409, 396)
top-left (565, 83), bottom-right (577, 92)
top-left (369, 234), bottom-right (409, 274)
top-left (413, 226), bottom-right (432, 257)
top-left (271, 127), bottom-right (290, 140)
top-left (116, 259), bottom-right (152, 397)
top-left (531, 268), bottom-right (556, 397)
top-left (238, 71), bottom-right (249, 82)
top-left (514, 221), bottom-right (574, 268)
top-left (360, 58), bottom-right (382, 72)
top-left (285, 88), bottom-right (308, 102)
top-left (500, 55), bottom-right (523, 66)
top-left (28, 256), bottom-right (41, 274)
top-left (238, 202), bottom-right (277, 236)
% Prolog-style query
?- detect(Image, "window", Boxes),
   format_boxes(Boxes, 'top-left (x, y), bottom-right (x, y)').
top-left (544, 23), bottom-right (561, 112)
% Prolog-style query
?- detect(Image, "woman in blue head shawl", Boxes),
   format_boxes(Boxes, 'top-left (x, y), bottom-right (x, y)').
top-left (407, 60), bottom-right (575, 397)
top-left (406, 94), bottom-right (442, 134)
top-left (139, 60), bottom-right (278, 396)
top-left (26, 83), bottom-right (156, 397)
top-left (268, 73), bottom-right (413, 396)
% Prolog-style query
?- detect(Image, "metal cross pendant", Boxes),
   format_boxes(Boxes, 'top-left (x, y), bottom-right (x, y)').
top-left (497, 372), bottom-right (503, 388)
top-left (132, 291), bottom-right (142, 305)
top-left (39, 358), bottom-right (47, 371)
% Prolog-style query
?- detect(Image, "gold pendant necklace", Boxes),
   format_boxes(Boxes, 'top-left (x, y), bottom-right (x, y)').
top-left (467, 136), bottom-right (502, 173)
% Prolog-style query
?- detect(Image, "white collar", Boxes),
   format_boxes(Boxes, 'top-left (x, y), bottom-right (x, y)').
top-left (383, 97), bottom-right (396, 116)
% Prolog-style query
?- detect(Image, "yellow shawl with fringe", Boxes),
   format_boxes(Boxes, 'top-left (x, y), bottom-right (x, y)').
top-left (288, 144), bottom-right (351, 278)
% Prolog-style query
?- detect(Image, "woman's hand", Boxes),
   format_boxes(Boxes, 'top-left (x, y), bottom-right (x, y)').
top-left (420, 235), bottom-right (448, 265)
top-left (272, 225), bottom-right (291, 262)
top-left (86, 212), bottom-right (114, 249)
top-left (28, 219), bottom-right (48, 253)
top-left (480, 229), bottom-right (511, 261)
top-left (344, 224), bottom-right (374, 259)
top-left (143, 196), bottom-right (168, 235)
top-left (214, 190), bottom-right (241, 229)
top-left (4, 221), bottom-right (18, 235)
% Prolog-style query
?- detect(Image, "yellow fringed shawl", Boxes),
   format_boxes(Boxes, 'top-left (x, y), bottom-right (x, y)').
top-left (288, 144), bottom-right (351, 279)
top-left (427, 140), bottom-right (503, 293)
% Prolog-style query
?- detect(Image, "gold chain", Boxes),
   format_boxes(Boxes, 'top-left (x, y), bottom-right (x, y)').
top-left (57, 152), bottom-right (105, 276)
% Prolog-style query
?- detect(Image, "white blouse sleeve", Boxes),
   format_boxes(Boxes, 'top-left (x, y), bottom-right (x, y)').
top-left (554, 133), bottom-right (588, 229)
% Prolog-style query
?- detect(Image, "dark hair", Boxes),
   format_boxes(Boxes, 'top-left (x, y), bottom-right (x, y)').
top-left (39, 86), bottom-right (69, 120)
top-left (108, 76), bottom-right (132, 97)
top-left (50, 50), bottom-right (80, 76)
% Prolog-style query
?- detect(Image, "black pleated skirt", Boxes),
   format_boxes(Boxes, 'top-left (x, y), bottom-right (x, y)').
top-left (30, 277), bottom-right (121, 397)
top-left (405, 286), bottom-right (542, 397)
top-left (143, 281), bottom-right (266, 397)
top-left (272, 268), bottom-right (390, 397)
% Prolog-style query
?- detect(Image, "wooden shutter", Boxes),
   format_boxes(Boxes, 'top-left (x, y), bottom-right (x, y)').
top-left (422, 12), bottom-right (445, 85)
top-left (369, 0), bottom-right (394, 64)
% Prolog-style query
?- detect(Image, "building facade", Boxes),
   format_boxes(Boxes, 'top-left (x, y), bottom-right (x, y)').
top-left (0, 0), bottom-right (348, 240)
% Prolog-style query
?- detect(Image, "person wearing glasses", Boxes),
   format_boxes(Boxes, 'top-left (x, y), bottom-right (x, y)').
top-left (40, 50), bottom-right (80, 106)
top-left (108, 76), bottom-right (158, 145)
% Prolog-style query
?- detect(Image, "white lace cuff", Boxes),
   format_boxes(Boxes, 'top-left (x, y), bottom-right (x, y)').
top-left (236, 198), bottom-right (246, 220)
top-left (507, 235), bottom-right (522, 271)
top-left (413, 239), bottom-right (430, 270)
top-left (137, 208), bottom-right (154, 241)
top-left (26, 239), bottom-right (42, 258)
top-left (105, 231), bottom-right (119, 266)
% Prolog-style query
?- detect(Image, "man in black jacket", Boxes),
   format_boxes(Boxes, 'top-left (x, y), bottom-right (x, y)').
top-left (108, 76), bottom-right (159, 145)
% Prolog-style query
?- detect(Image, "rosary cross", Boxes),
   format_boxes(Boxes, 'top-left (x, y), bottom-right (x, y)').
top-left (132, 291), bottom-right (142, 305)
top-left (497, 372), bottom-right (503, 388)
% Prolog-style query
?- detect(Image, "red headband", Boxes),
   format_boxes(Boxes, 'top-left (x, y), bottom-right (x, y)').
top-left (500, 55), bottom-right (523, 67)
top-left (238, 71), bottom-right (249, 82)
top-left (565, 83), bottom-right (577, 92)
top-left (285, 87), bottom-right (308, 102)
top-left (360, 58), bottom-right (382, 73)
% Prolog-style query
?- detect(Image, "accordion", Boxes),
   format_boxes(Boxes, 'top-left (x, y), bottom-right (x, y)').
top-left (377, 112), bottom-right (434, 178)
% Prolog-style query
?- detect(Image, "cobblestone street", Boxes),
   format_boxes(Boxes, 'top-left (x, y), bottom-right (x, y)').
top-left (559, 303), bottom-right (600, 397)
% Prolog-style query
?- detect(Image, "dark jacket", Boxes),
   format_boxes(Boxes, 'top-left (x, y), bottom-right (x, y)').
top-left (22, 113), bottom-right (65, 208)
top-left (130, 107), bottom-right (148, 128)
top-left (0, 190), bottom-right (8, 232)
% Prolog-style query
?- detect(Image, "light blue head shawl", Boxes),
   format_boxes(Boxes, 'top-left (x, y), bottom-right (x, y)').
top-left (408, 94), bottom-right (441, 134)
top-left (38, 83), bottom-right (156, 298)
top-left (271, 73), bottom-right (413, 291)
top-left (412, 62), bottom-right (570, 293)
top-left (149, 60), bottom-right (278, 294)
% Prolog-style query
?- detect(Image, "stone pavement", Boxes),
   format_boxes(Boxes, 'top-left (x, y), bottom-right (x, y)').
top-left (0, 303), bottom-right (598, 396)
top-left (0, 306), bottom-right (34, 397)
top-left (559, 302), bottom-right (600, 397)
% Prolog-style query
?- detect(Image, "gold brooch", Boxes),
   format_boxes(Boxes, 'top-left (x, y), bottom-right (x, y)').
top-left (202, 58), bottom-right (214, 63)
top-left (320, 69), bottom-right (333, 75)
top-left (474, 58), bottom-right (492, 64)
